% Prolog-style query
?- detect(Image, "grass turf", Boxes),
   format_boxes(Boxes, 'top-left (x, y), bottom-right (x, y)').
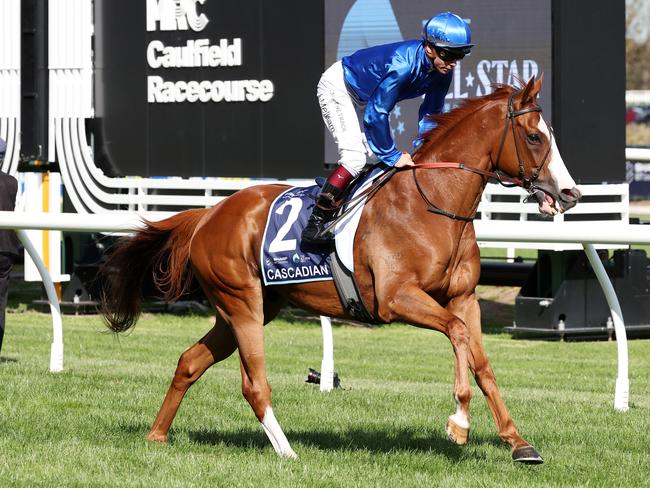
top-left (1, 311), bottom-right (649, 487)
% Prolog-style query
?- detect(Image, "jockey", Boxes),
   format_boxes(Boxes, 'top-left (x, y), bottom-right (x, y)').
top-left (302, 11), bottom-right (474, 245)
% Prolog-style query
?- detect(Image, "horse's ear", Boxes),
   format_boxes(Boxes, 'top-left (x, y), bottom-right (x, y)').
top-left (520, 74), bottom-right (543, 105)
top-left (534, 73), bottom-right (544, 97)
top-left (519, 77), bottom-right (535, 104)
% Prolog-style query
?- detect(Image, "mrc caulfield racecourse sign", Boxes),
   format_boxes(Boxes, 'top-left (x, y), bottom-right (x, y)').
top-left (93, 0), bottom-right (324, 179)
top-left (145, 0), bottom-right (274, 104)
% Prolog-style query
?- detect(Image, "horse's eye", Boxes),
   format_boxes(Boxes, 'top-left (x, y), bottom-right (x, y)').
top-left (527, 133), bottom-right (541, 144)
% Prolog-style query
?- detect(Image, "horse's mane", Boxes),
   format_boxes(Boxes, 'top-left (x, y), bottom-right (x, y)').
top-left (420, 85), bottom-right (516, 150)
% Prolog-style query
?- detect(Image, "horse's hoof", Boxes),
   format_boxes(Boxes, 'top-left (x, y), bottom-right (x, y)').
top-left (147, 432), bottom-right (168, 443)
top-left (512, 446), bottom-right (544, 464)
top-left (446, 417), bottom-right (469, 445)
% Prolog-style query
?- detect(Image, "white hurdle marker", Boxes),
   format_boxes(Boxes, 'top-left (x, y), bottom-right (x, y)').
top-left (319, 316), bottom-right (335, 392)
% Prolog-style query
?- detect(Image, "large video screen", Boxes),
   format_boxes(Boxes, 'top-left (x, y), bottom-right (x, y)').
top-left (325, 0), bottom-right (552, 164)
top-left (94, 0), bottom-right (324, 179)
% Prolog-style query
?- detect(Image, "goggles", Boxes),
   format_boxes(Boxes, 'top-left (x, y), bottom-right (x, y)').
top-left (432, 45), bottom-right (470, 62)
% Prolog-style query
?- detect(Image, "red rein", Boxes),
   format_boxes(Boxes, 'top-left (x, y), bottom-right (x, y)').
top-left (408, 162), bottom-right (525, 188)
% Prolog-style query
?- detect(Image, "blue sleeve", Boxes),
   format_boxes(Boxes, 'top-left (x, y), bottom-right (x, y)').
top-left (414, 74), bottom-right (452, 148)
top-left (362, 65), bottom-right (410, 166)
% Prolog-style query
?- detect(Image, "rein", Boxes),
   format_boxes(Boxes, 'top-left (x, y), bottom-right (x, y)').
top-left (321, 160), bottom-right (515, 232)
top-left (410, 162), bottom-right (523, 222)
top-left (412, 162), bottom-right (523, 184)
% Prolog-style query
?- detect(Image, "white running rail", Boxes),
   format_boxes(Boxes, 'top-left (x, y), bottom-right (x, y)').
top-left (1, 211), bottom-right (649, 410)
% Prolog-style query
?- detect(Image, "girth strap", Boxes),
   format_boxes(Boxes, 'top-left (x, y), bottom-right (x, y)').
top-left (329, 251), bottom-right (379, 324)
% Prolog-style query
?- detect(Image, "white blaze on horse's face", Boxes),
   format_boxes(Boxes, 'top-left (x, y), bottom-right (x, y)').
top-left (536, 117), bottom-right (579, 215)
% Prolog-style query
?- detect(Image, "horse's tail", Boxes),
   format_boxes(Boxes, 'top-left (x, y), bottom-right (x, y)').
top-left (99, 208), bottom-right (210, 333)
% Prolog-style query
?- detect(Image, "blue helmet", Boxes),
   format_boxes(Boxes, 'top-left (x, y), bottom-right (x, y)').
top-left (423, 12), bottom-right (474, 51)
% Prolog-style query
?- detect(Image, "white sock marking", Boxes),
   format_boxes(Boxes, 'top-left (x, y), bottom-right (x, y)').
top-left (449, 398), bottom-right (470, 429)
top-left (261, 407), bottom-right (298, 459)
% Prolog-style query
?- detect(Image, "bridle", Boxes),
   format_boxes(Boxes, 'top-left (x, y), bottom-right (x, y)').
top-left (493, 89), bottom-right (553, 190)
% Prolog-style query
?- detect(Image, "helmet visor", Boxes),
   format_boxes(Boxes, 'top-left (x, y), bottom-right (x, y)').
top-left (433, 45), bottom-right (471, 62)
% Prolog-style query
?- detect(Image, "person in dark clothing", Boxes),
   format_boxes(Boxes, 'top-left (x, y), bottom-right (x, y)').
top-left (0, 138), bottom-right (20, 355)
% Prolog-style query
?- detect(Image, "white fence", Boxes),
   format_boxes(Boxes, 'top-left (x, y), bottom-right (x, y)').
top-left (9, 177), bottom-right (636, 292)
top-left (2, 208), bottom-right (650, 411)
top-left (626, 90), bottom-right (650, 105)
top-left (626, 147), bottom-right (650, 162)
top-left (626, 147), bottom-right (650, 217)
top-left (478, 183), bottom-right (629, 252)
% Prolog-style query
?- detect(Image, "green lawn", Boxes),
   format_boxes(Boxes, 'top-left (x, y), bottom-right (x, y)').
top-left (1, 311), bottom-right (649, 487)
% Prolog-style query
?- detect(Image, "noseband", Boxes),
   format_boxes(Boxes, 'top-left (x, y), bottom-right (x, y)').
top-left (493, 89), bottom-right (553, 189)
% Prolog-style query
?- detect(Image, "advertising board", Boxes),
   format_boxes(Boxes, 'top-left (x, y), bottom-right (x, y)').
top-left (94, 0), bottom-right (324, 178)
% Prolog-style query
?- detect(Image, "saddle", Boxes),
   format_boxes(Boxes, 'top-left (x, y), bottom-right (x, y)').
top-left (316, 165), bottom-right (393, 324)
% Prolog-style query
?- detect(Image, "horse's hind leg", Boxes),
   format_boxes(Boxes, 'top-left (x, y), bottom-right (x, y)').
top-left (448, 295), bottom-right (543, 463)
top-left (188, 202), bottom-right (295, 457)
top-left (147, 315), bottom-right (237, 442)
top-left (226, 301), bottom-right (298, 459)
top-left (238, 357), bottom-right (297, 458)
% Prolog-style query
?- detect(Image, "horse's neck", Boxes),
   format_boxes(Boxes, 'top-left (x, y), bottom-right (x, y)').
top-left (413, 129), bottom-right (496, 219)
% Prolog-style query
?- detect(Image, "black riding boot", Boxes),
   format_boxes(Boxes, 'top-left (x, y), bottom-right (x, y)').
top-left (301, 183), bottom-right (343, 245)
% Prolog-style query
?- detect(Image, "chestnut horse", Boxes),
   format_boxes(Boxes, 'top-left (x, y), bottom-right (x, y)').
top-left (100, 77), bottom-right (581, 463)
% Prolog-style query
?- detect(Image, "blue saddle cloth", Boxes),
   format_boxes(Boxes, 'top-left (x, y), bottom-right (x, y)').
top-left (261, 185), bottom-right (333, 286)
top-left (260, 165), bottom-right (385, 286)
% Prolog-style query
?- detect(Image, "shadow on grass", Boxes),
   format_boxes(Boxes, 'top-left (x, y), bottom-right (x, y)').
top-left (186, 426), bottom-right (504, 461)
top-left (0, 356), bottom-right (18, 364)
top-left (117, 418), bottom-right (505, 461)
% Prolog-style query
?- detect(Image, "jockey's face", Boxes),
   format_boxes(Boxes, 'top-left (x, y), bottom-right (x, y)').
top-left (424, 43), bottom-right (457, 75)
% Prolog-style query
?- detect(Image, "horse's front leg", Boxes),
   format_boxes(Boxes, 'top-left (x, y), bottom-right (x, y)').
top-left (383, 286), bottom-right (472, 445)
top-left (447, 294), bottom-right (543, 463)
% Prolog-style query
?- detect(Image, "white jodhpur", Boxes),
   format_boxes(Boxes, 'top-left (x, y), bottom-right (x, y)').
top-left (317, 61), bottom-right (372, 176)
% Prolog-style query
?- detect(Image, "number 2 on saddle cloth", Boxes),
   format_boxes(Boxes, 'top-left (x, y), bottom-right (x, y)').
top-left (260, 166), bottom-right (386, 288)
